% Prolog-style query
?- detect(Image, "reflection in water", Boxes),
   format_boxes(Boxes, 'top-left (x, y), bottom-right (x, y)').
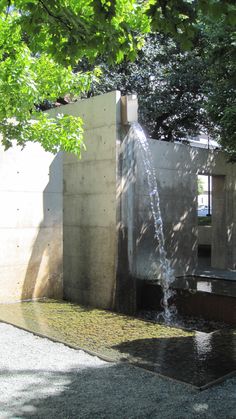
top-left (194, 332), bottom-right (212, 360)
top-left (193, 403), bottom-right (209, 413)
top-left (197, 281), bottom-right (212, 293)
top-left (114, 330), bottom-right (236, 387)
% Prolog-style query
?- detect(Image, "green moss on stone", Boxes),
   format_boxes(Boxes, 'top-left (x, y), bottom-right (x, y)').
top-left (0, 299), bottom-right (193, 361)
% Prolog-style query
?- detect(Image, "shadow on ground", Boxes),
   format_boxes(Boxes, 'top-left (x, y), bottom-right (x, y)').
top-left (1, 364), bottom-right (236, 419)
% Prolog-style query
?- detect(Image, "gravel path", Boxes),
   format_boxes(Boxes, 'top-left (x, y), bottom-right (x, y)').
top-left (0, 322), bottom-right (235, 419)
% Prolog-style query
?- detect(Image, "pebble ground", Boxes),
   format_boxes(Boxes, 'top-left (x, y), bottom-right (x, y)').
top-left (0, 322), bottom-right (235, 418)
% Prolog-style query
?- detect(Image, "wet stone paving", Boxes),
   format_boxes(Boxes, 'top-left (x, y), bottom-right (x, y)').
top-left (0, 299), bottom-right (235, 389)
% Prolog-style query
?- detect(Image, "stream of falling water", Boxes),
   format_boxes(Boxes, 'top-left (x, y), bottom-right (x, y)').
top-left (129, 122), bottom-right (176, 322)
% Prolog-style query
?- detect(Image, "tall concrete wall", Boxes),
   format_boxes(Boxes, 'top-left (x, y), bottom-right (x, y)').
top-left (0, 142), bottom-right (63, 302)
top-left (51, 91), bottom-right (235, 314)
top-left (125, 138), bottom-right (236, 282)
top-left (1, 91), bottom-right (233, 312)
top-left (134, 140), bottom-right (198, 279)
top-left (49, 91), bottom-right (121, 308)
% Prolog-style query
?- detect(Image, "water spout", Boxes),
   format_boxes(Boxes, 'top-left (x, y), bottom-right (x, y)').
top-left (128, 122), bottom-right (176, 322)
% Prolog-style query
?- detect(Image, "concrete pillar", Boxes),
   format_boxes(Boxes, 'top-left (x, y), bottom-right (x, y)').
top-left (211, 175), bottom-right (227, 268)
top-left (59, 91), bottom-right (121, 309)
top-left (225, 171), bottom-right (236, 269)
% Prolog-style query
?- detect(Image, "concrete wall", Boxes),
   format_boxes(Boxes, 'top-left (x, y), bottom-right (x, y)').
top-left (49, 91), bottom-right (121, 308)
top-left (0, 142), bottom-right (63, 302)
top-left (126, 139), bottom-right (236, 280)
top-left (198, 226), bottom-right (212, 246)
top-left (153, 143), bottom-right (236, 274)
top-left (135, 140), bottom-right (198, 279)
top-left (51, 91), bottom-right (235, 313)
top-left (1, 90), bottom-right (233, 312)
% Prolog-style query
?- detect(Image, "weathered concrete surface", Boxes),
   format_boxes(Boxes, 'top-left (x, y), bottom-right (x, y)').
top-left (120, 134), bottom-right (236, 291)
top-left (136, 141), bottom-right (236, 277)
top-left (1, 91), bottom-right (234, 313)
top-left (49, 92), bottom-right (121, 308)
top-left (198, 226), bottom-right (212, 246)
top-left (58, 93), bottom-right (235, 313)
top-left (0, 142), bottom-right (63, 302)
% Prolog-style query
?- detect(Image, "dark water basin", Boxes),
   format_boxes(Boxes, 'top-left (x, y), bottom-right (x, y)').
top-left (135, 277), bottom-right (236, 387)
top-left (137, 279), bottom-right (236, 326)
top-left (114, 328), bottom-right (236, 388)
top-left (138, 310), bottom-right (230, 333)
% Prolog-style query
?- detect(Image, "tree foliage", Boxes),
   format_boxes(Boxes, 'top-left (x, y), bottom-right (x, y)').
top-left (0, 0), bottom-right (235, 156)
top-left (203, 20), bottom-right (236, 160)
top-left (79, 3), bottom-right (236, 159)
top-left (197, 177), bottom-right (204, 195)
top-left (147, 1), bottom-right (236, 159)
top-left (0, 0), bottom-right (150, 155)
top-left (81, 33), bottom-right (207, 141)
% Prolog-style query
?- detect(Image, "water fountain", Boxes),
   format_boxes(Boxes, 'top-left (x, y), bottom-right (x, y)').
top-left (126, 120), bottom-right (235, 331)
top-left (127, 122), bottom-right (176, 322)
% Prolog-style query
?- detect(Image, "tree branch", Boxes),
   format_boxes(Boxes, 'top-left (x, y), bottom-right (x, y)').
top-left (38, 0), bottom-right (72, 31)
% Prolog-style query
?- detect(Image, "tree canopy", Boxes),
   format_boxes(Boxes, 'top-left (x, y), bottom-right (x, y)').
top-left (0, 0), bottom-right (235, 157)
top-left (82, 33), bottom-right (207, 142)
top-left (203, 20), bottom-right (236, 160)
top-left (79, 3), bottom-right (236, 159)
top-left (0, 0), bottom-right (150, 155)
